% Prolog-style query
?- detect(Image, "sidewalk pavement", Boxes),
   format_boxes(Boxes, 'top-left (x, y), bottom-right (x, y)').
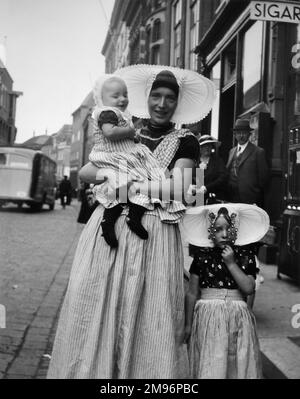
top-left (183, 244), bottom-right (300, 379)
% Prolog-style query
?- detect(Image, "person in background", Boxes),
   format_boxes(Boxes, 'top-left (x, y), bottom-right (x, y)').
top-left (59, 176), bottom-right (72, 209)
top-left (226, 119), bottom-right (270, 309)
top-left (197, 135), bottom-right (228, 205)
top-left (226, 119), bottom-right (269, 207)
top-left (76, 182), bottom-right (98, 224)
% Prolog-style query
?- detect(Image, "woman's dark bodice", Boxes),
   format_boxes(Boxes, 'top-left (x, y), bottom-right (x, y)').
top-left (138, 121), bottom-right (200, 169)
top-left (189, 246), bottom-right (257, 289)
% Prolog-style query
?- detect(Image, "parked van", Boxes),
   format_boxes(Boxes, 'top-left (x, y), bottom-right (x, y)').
top-left (0, 146), bottom-right (57, 210)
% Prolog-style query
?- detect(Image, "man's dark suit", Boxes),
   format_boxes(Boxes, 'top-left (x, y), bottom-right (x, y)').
top-left (226, 141), bottom-right (269, 206)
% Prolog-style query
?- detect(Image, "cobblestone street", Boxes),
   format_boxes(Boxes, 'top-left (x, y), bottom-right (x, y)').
top-left (0, 200), bottom-right (83, 379)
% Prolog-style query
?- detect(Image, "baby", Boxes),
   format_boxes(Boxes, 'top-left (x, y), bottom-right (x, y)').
top-left (89, 75), bottom-right (167, 247)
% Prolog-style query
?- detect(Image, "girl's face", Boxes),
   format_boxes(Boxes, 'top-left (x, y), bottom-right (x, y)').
top-left (212, 215), bottom-right (233, 248)
top-left (102, 79), bottom-right (129, 111)
top-left (148, 87), bottom-right (178, 126)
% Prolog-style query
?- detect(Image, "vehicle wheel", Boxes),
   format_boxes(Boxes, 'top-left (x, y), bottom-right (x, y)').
top-left (30, 202), bottom-right (43, 212)
top-left (49, 202), bottom-right (55, 210)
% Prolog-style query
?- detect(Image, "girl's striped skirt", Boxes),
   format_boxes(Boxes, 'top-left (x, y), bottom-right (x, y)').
top-left (47, 205), bottom-right (188, 379)
top-left (188, 288), bottom-right (262, 379)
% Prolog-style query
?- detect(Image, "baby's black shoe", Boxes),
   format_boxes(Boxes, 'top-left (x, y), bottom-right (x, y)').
top-left (126, 203), bottom-right (148, 240)
top-left (101, 204), bottom-right (123, 248)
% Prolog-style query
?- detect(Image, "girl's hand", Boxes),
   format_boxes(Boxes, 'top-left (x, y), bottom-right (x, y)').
top-left (221, 245), bottom-right (235, 266)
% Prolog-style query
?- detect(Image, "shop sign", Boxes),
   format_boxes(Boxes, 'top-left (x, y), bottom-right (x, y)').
top-left (250, 1), bottom-right (300, 24)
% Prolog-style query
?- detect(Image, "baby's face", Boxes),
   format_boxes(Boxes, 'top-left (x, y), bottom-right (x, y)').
top-left (102, 79), bottom-right (128, 112)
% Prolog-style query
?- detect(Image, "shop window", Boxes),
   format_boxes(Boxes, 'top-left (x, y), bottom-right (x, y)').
top-left (210, 61), bottom-right (221, 139)
top-left (153, 19), bottom-right (161, 42)
top-left (173, 0), bottom-right (182, 66)
top-left (151, 45), bottom-right (161, 65)
top-left (189, 0), bottom-right (200, 70)
top-left (145, 25), bottom-right (151, 63)
top-left (153, 0), bottom-right (162, 10)
top-left (242, 21), bottom-right (263, 110)
top-left (223, 41), bottom-right (236, 88)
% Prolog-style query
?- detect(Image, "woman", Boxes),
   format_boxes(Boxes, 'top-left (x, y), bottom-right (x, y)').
top-left (76, 182), bottom-right (98, 224)
top-left (198, 135), bottom-right (228, 205)
top-left (47, 65), bottom-right (215, 379)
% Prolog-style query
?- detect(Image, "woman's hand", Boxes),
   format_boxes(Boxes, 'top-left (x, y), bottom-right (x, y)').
top-left (107, 173), bottom-right (143, 202)
top-left (183, 325), bottom-right (192, 344)
top-left (79, 162), bottom-right (108, 184)
top-left (221, 245), bottom-right (236, 267)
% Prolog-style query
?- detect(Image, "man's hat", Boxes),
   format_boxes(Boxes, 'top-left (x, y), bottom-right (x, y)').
top-left (232, 119), bottom-right (254, 131)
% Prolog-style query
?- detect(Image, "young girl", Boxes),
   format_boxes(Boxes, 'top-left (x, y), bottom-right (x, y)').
top-left (89, 74), bottom-right (185, 247)
top-left (182, 203), bottom-right (269, 379)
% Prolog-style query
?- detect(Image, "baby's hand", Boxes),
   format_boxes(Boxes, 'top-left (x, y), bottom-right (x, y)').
top-left (221, 245), bottom-right (235, 266)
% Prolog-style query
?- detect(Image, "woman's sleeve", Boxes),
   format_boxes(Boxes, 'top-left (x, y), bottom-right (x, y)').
top-left (173, 135), bottom-right (200, 163)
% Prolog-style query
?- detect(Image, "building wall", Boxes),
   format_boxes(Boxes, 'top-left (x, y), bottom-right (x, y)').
top-left (70, 92), bottom-right (94, 190)
top-left (0, 64), bottom-right (21, 146)
top-left (102, 0), bottom-right (171, 72)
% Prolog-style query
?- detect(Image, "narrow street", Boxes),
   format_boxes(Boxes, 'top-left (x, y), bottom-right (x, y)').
top-left (0, 200), bottom-right (83, 379)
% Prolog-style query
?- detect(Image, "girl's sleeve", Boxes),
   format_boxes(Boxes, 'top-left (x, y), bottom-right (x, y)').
top-left (189, 249), bottom-right (207, 277)
top-left (238, 247), bottom-right (257, 278)
top-left (189, 257), bottom-right (200, 276)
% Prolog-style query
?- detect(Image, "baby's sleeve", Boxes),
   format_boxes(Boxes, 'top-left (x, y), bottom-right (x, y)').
top-left (98, 110), bottom-right (119, 128)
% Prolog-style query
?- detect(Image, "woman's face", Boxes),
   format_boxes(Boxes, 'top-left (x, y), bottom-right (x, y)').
top-left (200, 144), bottom-right (213, 157)
top-left (148, 87), bottom-right (178, 126)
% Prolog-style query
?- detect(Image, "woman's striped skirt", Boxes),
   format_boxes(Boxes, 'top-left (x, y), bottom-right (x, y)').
top-left (188, 288), bottom-right (262, 379)
top-left (47, 205), bottom-right (188, 379)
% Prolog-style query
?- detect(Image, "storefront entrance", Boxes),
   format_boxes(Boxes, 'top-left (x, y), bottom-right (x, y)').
top-left (219, 84), bottom-right (235, 163)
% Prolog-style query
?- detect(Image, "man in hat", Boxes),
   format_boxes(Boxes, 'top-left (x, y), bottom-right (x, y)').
top-left (226, 119), bottom-right (269, 309)
top-left (226, 119), bottom-right (269, 208)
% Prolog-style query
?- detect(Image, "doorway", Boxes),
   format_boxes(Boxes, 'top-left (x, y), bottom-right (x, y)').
top-left (218, 84), bottom-right (235, 163)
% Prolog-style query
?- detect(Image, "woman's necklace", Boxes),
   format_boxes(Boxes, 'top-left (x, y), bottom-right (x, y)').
top-left (138, 132), bottom-right (166, 141)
